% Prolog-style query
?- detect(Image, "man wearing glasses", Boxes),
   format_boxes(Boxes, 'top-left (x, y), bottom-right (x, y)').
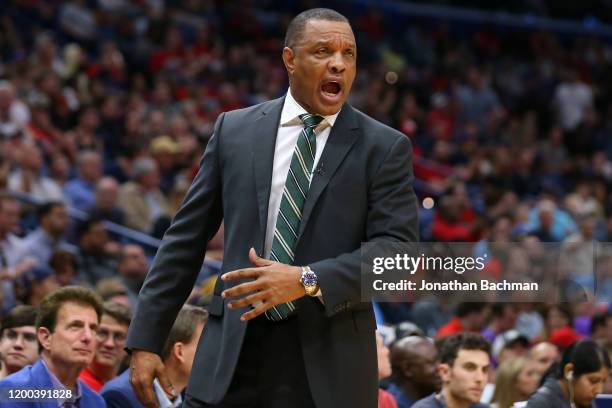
top-left (79, 301), bottom-right (131, 392)
top-left (0, 305), bottom-right (39, 379)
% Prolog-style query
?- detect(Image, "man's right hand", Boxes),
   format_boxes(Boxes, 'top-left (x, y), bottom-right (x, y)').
top-left (129, 349), bottom-right (176, 408)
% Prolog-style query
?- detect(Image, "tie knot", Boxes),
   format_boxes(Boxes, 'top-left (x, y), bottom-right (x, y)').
top-left (300, 113), bottom-right (324, 130)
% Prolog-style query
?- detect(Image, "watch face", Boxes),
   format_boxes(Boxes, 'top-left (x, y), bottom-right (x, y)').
top-left (302, 272), bottom-right (317, 286)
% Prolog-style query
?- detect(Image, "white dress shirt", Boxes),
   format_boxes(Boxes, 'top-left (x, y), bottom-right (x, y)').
top-left (263, 90), bottom-right (340, 259)
top-left (153, 378), bottom-right (182, 408)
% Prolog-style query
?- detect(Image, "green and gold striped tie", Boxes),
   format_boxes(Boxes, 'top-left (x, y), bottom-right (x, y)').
top-left (265, 113), bottom-right (325, 321)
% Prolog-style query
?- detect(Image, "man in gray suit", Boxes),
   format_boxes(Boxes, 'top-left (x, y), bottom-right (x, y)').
top-left (127, 8), bottom-right (418, 408)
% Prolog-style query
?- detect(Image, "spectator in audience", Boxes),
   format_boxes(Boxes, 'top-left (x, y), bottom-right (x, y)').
top-left (526, 339), bottom-right (610, 408)
top-left (49, 249), bottom-right (80, 287)
top-left (118, 156), bottom-right (169, 232)
top-left (388, 336), bottom-right (441, 407)
top-left (149, 135), bottom-right (179, 195)
top-left (88, 177), bottom-right (124, 226)
top-left (0, 286), bottom-right (105, 407)
top-left (64, 150), bottom-right (103, 211)
top-left (0, 80), bottom-right (30, 135)
top-left (437, 302), bottom-right (486, 338)
top-left (0, 305), bottom-right (38, 379)
top-left (17, 264), bottom-right (61, 306)
top-left (101, 305), bottom-right (207, 408)
top-left (95, 278), bottom-right (131, 308)
top-left (378, 332), bottom-right (399, 408)
top-left (0, 194), bottom-right (36, 313)
top-left (18, 201), bottom-right (74, 266)
top-left (76, 218), bottom-right (117, 285)
top-left (412, 332), bottom-right (491, 408)
top-left (481, 303), bottom-right (518, 343)
top-left (116, 244), bottom-right (148, 307)
top-left (490, 357), bottom-right (540, 408)
top-left (491, 330), bottom-right (530, 365)
top-left (79, 301), bottom-right (131, 392)
top-left (528, 342), bottom-right (560, 377)
top-left (8, 141), bottom-right (64, 202)
top-left (591, 312), bottom-right (612, 346)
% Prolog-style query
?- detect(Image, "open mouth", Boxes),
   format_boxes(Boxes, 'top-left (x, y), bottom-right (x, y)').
top-left (321, 81), bottom-right (341, 95)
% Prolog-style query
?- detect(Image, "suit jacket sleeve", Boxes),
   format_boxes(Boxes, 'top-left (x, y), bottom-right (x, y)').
top-left (125, 113), bottom-right (225, 355)
top-left (102, 390), bottom-right (139, 408)
top-left (310, 134), bottom-right (418, 317)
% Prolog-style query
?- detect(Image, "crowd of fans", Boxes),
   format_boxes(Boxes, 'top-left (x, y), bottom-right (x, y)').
top-left (0, 0), bottom-right (610, 407)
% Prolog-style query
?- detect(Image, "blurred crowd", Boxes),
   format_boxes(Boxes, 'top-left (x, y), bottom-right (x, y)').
top-left (0, 0), bottom-right (610, 407)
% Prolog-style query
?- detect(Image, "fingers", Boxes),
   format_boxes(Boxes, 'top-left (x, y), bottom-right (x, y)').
top-left (129, 351), bottom-right (164, 408)
top-left (240, 299), bottom-right (269, 321)
top-left (222, 280), bottom-right (263, 299)
top-left (249, 247), bottom-right (273, 267)
top-left (227, 290), bottom-right (268, 310)
top-left (221, 267), bottom-right (261, 281)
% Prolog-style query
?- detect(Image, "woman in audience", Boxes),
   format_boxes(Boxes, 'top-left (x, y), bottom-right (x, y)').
top-left (491, 357), bottom-right (540, 408)
top-left (526, 339), bottom-right (610, 408)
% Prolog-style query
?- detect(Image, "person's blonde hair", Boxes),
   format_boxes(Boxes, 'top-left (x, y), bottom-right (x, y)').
top-left (491, 357), bottom-right (528, 408)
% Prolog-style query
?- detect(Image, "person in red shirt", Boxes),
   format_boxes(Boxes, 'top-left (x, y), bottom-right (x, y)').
top-left (437, 302), bottom-right (486, 338)
top-left (79, 301), bottom-right (131, 392)
top-left (377, 332), bottom-right (398, 408)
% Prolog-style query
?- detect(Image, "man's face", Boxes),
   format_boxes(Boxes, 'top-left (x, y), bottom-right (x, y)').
top-left (411, 342), bottom-right (441, 395)
top-left (83, 222), bottom-right (108, 252)
top-left (44, 205), bottom-right (69, 236)
top-left (376, 333), bottom-right (391, 380)
top-left (92, 315), bottom-right (128, 370)
top-left (0, 199), bottom-right (21, 234)
top-left (38, 302), bottom-right (99, 369)
top-left (440, 349), bottom-right (489, 404)
top-left (283, 19), bottom-right (356, 116)
top-left (531, 343), bottom-right (559, 376)
top-left (0, 326), bottom-right (39, 373)
top-left (119, 245), bottom-right (148, 279)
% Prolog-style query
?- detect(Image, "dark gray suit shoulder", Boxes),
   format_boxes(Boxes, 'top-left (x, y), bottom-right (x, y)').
top-left (222, 97), bottom-right (283, 123)
top-left (351, 106), bottom-right (407, 144)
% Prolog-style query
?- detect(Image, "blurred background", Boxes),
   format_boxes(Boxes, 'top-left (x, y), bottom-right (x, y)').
top-left (1, 0), bottom-right (612, 404)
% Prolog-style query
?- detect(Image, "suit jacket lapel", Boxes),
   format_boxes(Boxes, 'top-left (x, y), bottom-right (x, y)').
top-left (252, 97), bottom-right (284, 254)
top-left (298, 104), bottom-right (360, 240)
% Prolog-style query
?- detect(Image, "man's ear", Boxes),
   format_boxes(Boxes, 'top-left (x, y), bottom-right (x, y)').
top-left (438, 363), bottom-right (451, 383)
top-left (282, 47), bottom-right (296, 75)
top-left (172, 342), bottom-right (184, 363)
top-left (38, 327), bottom-right (51, 351)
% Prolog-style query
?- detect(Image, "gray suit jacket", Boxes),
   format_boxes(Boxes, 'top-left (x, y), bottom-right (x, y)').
top-left (126, 96), bottom-right (418, 407)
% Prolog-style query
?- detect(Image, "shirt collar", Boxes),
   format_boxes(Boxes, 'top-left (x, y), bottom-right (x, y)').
top-left (280, 89), bottom-right (341, 134)
top-left (40, 357), bottom-right (83, 407)
top-left (153, 378), bottom-right (183, 408)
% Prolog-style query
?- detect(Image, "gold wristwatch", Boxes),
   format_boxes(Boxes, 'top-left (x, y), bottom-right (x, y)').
top-left (300, 266), bottom-right (319, 296)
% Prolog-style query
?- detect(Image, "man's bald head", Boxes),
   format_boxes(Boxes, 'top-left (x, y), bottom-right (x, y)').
top-left (529, 342), bottom-right (559, 376)
top-left (284, 8), bottom-right (349, 49)
top-left (390, 336), bottom-right (441, 397)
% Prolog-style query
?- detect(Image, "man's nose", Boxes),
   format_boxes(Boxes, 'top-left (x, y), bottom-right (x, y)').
top-left (329, 52), bottom-right (346, 73)
top-left (13, 337), bottom-right (24, 349)
top-left (81, 327), bottom-right (95, 342)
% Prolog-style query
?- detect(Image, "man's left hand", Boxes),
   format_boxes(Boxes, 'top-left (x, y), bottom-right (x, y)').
top-left (221, 248), bottom-right (305, 321)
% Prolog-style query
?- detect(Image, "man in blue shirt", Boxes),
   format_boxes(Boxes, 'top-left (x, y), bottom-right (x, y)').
top-left (412, 333), bottom-right (491, 408)
top-left (0, 286), bottom-right (106, 408)
top-left (101, 305), bottom-right (207, 408)
top-left (388, 336), bottom-right (441, 407)
top-left (64, 150), bottom-right (103, 212)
